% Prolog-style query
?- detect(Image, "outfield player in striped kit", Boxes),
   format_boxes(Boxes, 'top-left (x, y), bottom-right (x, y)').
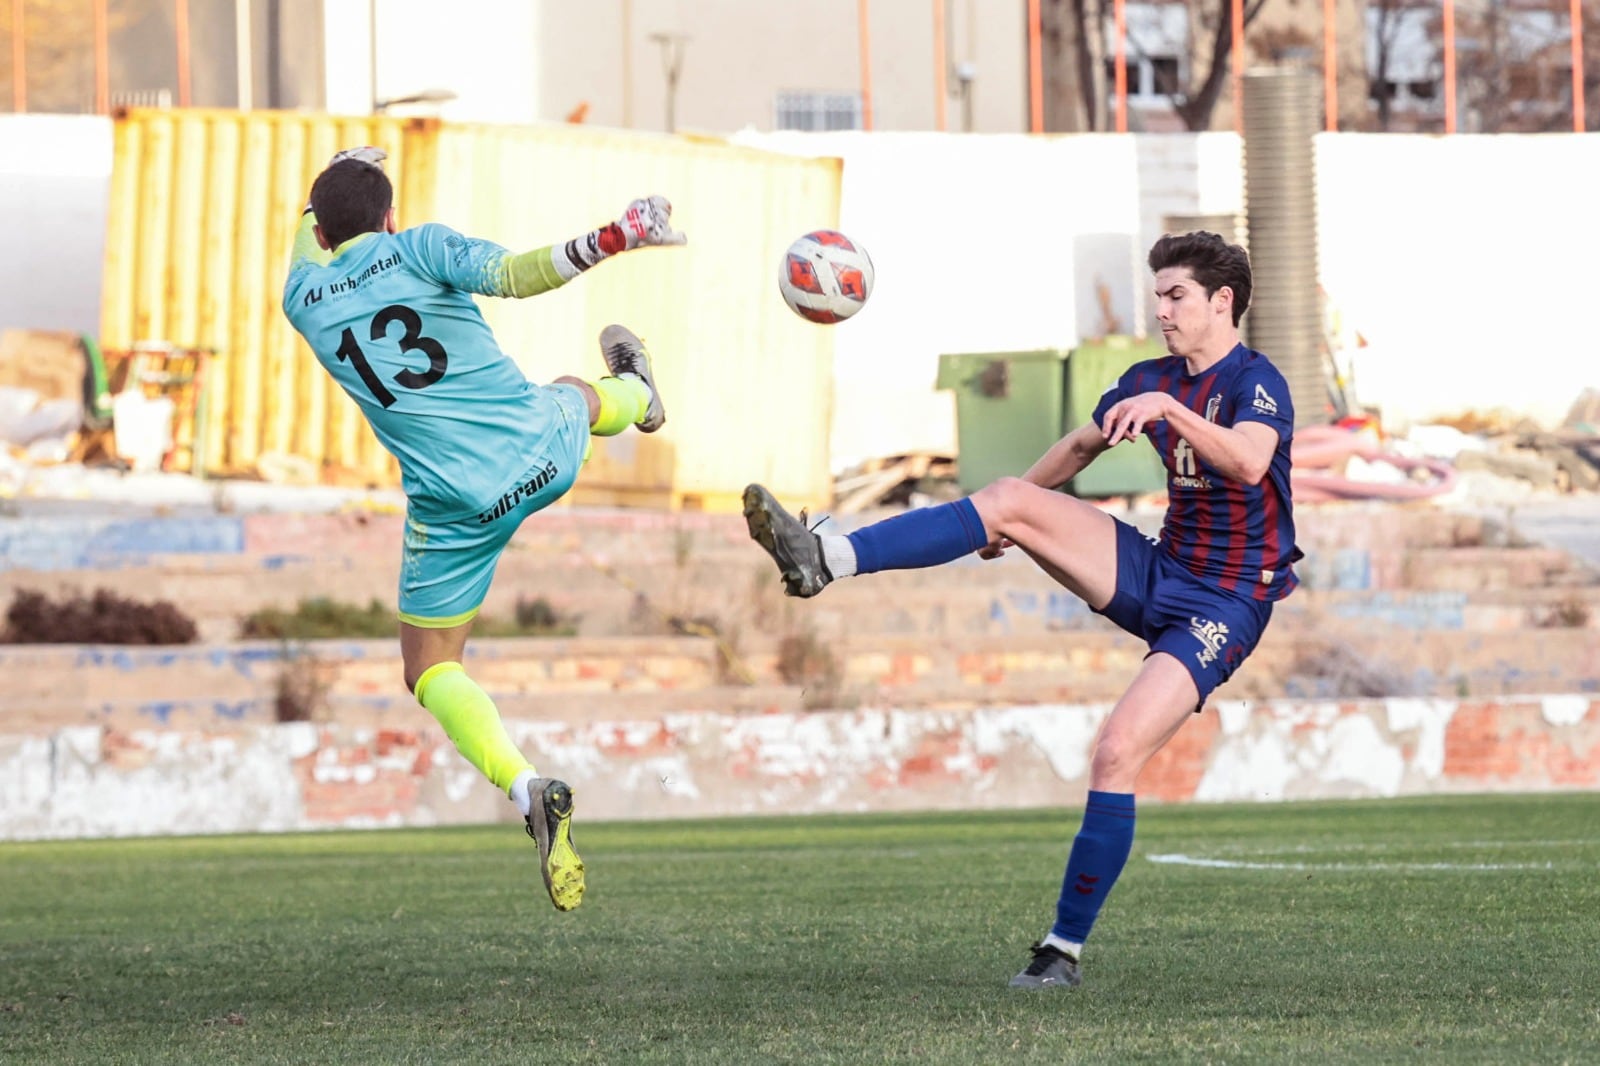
top-left (742, 231), bottom-right (1301, 989)
top-left (283, 147), bottom-right (686, 913)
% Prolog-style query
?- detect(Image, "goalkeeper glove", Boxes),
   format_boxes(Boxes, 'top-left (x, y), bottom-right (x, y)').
top-left (613, 195), bottom-right (687, 250)
top-left (553, 196), bottom-right (686, 279)
top-left (329, 145), bottom-right (387, 170)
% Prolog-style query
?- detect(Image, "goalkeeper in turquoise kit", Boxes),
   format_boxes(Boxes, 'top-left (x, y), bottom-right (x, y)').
top-left (282, 147), bottom-right (686, 912)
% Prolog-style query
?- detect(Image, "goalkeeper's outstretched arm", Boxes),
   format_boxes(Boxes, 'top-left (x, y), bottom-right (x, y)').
top-left (494, 196), bottom-right (686, 299)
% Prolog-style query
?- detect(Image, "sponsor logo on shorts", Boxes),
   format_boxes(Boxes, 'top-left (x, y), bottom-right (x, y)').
top-left (1252, 384), bottom-right (1278, 416)
top-left (1189, 616), bottom-right (1231, 667)
top-left (478, 461), bottom-right (561, 523)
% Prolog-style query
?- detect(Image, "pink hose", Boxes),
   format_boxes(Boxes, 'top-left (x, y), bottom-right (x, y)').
top-left (1291, 424), bottom-right (1457, 501)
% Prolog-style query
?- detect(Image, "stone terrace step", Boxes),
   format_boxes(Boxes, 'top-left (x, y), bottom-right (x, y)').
top-left (6, 531), bottom-right (1597, 634)
top-left (6, 627), bottom-right (1597, 735)
top-left (3, 501), bottom-right (1585, 574)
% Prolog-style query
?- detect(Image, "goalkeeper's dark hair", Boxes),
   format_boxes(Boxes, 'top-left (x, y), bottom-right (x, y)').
top-left (309, 159), bottom-right (393, 248)
top-left (1148, 231), bottom-right (1252, 326)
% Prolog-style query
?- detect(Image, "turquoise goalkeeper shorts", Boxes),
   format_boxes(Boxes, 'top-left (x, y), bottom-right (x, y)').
top-left (397, 383), bottom-right (588, 627)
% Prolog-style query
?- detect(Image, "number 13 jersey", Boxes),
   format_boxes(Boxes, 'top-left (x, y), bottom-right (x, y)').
top-left (283, 223), bottom-right (560, 522)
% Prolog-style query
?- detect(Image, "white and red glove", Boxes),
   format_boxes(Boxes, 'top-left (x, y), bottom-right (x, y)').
top-left (554, 195), bottom-right (687, 279)
top-left (329, 145), bottom-right (387, 170)
top-left (615, 195), bottom-right (687, 249)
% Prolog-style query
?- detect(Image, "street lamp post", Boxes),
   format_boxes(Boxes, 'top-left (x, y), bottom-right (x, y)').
top-left (649, 32), bottom-right (688, 132)
top-left (373, 88), bottom-right (459, 114)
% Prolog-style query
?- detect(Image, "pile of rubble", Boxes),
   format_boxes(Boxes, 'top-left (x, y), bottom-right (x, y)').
top-left (832, 390), bottom-right (1600, 511)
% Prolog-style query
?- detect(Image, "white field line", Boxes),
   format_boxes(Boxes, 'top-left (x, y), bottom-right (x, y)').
top-left (1185, 839), bottom-right (1594, 856)
top-left (1146, 853), bottom-right (1564, 872)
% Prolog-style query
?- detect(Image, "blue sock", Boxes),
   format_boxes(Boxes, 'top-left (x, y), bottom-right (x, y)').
top-left (1052, 790), bottom-right (1136, 943)
top-left (846, 498), bottom-right (988, 574)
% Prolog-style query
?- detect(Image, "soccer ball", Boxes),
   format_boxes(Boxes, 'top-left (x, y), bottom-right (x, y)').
top-left (778, 230), bottom-right (874, 324)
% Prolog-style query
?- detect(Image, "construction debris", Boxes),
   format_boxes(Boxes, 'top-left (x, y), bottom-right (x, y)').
top-left (831, 453), bottom-right (959, 513)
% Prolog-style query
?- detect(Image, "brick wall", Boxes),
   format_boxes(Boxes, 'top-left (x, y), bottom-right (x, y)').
top-left (3, 695), bottom-right (1595, 841)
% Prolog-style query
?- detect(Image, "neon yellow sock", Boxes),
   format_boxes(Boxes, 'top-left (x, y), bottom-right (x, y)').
top-left (414, 662), bottom-right (533, 796)
top-left (591, 375), bottom-right (651, 436)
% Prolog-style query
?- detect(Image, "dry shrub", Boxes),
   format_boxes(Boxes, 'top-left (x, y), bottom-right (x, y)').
top-left (1535, 597), bottom-right (1592, 629)
top-left (1285, 637), bottom-right (1424, 699)
top-left (1, 588), bottom-right (198, 645)
top-left (777, 629), bottom-right (848, 709)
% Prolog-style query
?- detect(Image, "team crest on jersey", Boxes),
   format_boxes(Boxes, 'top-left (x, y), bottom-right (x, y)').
top-left (1252, 384), bottom-right (1279, 416)
top-left (444, 233), bottom-right (474, 268)
top-left (1205, 394), bottom-right (1222, 423)
top-left (1189, 616), bottom-right (1231, 667)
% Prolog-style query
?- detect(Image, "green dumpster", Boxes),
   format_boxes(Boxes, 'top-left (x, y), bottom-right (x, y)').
top-left (936, 336), bottom-right (1169, 499)
top-left (1065, 335), bottom-right (1168, 500)
top-left (935, 349), bottom-right (1070, 494)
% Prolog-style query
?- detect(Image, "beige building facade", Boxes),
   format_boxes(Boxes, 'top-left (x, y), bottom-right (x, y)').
top-left (8, 0), bottom-right (1382, 132)
top-left (360, 0), bottom-right (1367, 135)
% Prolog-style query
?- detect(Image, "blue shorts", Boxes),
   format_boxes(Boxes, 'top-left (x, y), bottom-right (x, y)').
top-left (397, 384), bottom-right (589, 627)
top-left (1096, 518), bottom-right (1273, 706)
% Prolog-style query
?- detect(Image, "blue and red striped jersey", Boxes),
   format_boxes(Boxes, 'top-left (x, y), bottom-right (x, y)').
top-left (1092, 343), bottom-right (1301, 601)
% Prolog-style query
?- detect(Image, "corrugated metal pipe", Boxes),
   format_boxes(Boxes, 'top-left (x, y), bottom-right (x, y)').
top-left (1241, 68), bottom-right (1326, 428)
top-left (1161, 213), bottom-right (1242, 247)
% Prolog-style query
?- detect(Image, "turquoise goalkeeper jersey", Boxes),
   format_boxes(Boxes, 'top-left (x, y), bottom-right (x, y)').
top-left (283, 223), bottom-right (554, 521)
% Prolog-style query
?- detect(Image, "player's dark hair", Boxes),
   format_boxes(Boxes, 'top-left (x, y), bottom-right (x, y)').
top-left (1148, 231), bottom-right (1252, 326)
top-left (309, 159), bottom-right (393, 248)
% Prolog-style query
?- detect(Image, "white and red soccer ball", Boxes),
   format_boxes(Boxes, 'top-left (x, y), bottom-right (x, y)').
top-left (778, 229), bottom-right (874, 324)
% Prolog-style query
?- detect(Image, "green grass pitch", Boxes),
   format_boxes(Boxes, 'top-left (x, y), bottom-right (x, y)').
top-left (2, 793), bottom-right (1597, 1064)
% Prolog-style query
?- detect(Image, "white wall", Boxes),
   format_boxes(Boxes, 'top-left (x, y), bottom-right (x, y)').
top-left (7, 694), bottom-right (1596, 839)
top-left (1, 116), bottom-right (112, 336)
top-left (1317, 134), bottom-right (1599, 429)
top-left (1131, 132), bottom-right (1245, 330)
top-left (743, 129), bottom-right (1600, 464)
top-left (738, 130), bottom-right (1146, 468)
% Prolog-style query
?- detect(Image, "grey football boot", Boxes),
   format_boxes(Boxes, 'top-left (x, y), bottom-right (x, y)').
top-left (1008, 942), bottom-right (1082, 990)
top-left (742, 483), bottom-right (833, 598)
top-left (524, 777), bottom-right (585, 911)
top-left (599, 324), bottom-right (665, 432)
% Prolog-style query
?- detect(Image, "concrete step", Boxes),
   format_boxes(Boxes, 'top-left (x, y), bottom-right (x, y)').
top-left (5, 627), bottom-right (1597, 735)
top-left (5, 546), bottom-right (1599, 645)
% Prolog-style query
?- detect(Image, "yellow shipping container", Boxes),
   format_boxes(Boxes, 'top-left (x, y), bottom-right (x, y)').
top-left (102, 109), bottom-right (841, 512)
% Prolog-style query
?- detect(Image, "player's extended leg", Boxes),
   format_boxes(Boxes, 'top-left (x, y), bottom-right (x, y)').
top-left (399, 475), bottom-right (591, 912)
top-left (743, 476), bottom-right (1119, 606)
top-left (553, 323), bottom-right (666, 439)
top-left (402, 621), bottom-right (528, 803)
top-left (401, 621), bottom-right (585, 912)
top-left (1010, 652), bottom-right (1198, 990)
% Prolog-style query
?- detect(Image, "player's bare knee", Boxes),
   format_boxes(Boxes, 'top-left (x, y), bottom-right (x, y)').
top-left (402, 657), bottom-right (437, 694)
top-left (972, 477), bottom-right (1030, 527)
top-left (1090, 734), bottom-right (1147, 789)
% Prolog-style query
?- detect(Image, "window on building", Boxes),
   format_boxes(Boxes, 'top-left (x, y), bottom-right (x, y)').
top-left (112, 88), bottom-right (173, 109)
top-left (1104, 55), bottom-right (1182, 101)
top-left (775, 91), bottom-right (863, 131)
top-left (1150, 57), bottom-right (1180, 96)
